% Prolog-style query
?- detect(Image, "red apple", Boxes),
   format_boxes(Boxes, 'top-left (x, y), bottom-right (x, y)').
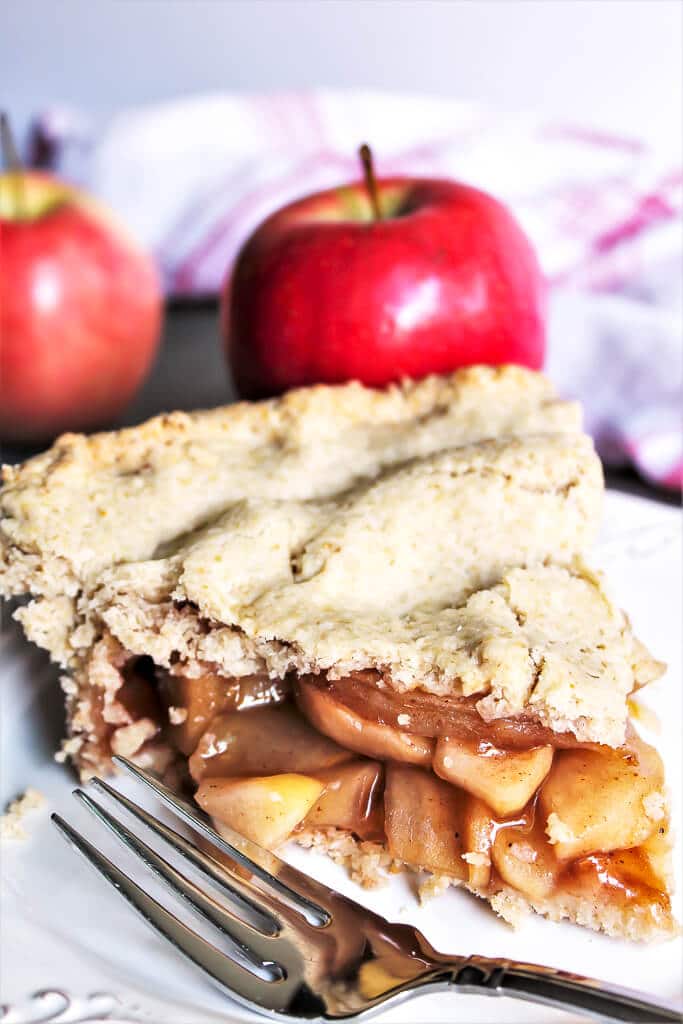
top-left (223, 154), bottom-right (545, 398)
top-left (0, 169), bottom-right (162, 442)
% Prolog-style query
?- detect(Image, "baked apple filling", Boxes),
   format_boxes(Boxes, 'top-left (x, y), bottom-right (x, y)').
top-left (154, 666), bottom-right (674, 939)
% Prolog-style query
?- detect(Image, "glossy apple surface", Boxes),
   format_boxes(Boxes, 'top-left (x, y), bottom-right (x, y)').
top-left (0, 171), bottom-right (162, 442)
top-left (223, 177), bottom-right (545, 398)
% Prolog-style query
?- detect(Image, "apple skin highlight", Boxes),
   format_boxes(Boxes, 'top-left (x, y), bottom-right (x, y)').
top-left (223, 177), bottom-right (546, 399)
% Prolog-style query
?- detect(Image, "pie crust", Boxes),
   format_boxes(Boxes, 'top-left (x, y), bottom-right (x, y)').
top-left (0, 367), bottom-right (676, 941)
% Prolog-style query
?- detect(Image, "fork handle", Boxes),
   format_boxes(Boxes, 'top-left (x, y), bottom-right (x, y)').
top-left (452, 957), bottom-right (682, 1022)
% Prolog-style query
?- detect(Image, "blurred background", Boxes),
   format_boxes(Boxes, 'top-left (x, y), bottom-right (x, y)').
top-left (1, 0), bottom-right (681, 496)
top-left (4, 0), bottom-right (682, 148)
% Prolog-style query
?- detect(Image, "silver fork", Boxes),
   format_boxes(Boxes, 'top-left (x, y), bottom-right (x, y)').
top-left (51, 755), bottom-right (681, 1024)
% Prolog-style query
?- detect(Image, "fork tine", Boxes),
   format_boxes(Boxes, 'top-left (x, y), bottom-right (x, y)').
top-left (51, 814), bottom-right (305, 1016)
top-left (89, 777), bottom-right (280, 937)
top-left (73, 788), bottom-right (287, 975)
top-left (112, 755), bottom-right (333, 926)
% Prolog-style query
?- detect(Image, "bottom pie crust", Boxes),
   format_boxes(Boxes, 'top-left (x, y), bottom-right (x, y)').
top-left (295, 828), bottom-right (675, 943)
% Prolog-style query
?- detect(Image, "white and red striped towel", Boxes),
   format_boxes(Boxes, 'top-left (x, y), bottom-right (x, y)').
top-left (30, 91), bottom-right (682, 488)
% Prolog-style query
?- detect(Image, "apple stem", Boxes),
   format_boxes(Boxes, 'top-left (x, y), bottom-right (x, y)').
top-left (359, 143), bottom-right (382, 221)
top-left (0, 112), bottom-right (27, 218)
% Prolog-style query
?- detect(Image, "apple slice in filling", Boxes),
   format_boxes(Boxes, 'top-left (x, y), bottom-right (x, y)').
top-left (384, 764), bottom-right (467, 879)
top-left (160, 670), bottom-right (287, 756)
top-left (434, 737), bottom-right (553, 817)
top-left (159, 670), bottom-right (240, 756)
top-left (492, 816), bottom-right (560, 902)
top-left (461, 796), bottom-right (497, 890)
top-left (189, 703), bottom-right (352, 782)
top-left (296, 680), bottom-right (434, 766)
top-left (196, 774), bottom-right (324, 849)
top-left (539, 732), bottom-right (665, 861)
top-left (304, 760), bottom-right (384, 839)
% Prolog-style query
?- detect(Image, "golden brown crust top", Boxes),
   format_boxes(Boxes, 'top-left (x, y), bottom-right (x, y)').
top-left (1, 366), bottom-right (579, 593)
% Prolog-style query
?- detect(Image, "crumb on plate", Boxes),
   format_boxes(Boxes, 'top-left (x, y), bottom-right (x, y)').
top-left (1, 788), bottom-right (46, 840)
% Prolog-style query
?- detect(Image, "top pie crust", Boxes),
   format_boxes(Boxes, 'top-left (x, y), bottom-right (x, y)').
top-left (0, 366), bottom-right (663, 749)
top-left (1, 365), bottom-right (579, 595)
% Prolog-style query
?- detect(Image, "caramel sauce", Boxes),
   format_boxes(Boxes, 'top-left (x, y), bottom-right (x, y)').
top-left (562, 848), bottom-right (671, 913)
top-left (489, 800), bottom-right (536, 842)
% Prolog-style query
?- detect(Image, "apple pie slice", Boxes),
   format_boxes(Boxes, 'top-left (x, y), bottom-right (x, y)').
top-left (1, 367), bottom-right (677, 942)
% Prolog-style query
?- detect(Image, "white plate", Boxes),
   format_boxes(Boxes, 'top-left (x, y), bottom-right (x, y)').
top-left (1, 490), bottom-right (681, 1024)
